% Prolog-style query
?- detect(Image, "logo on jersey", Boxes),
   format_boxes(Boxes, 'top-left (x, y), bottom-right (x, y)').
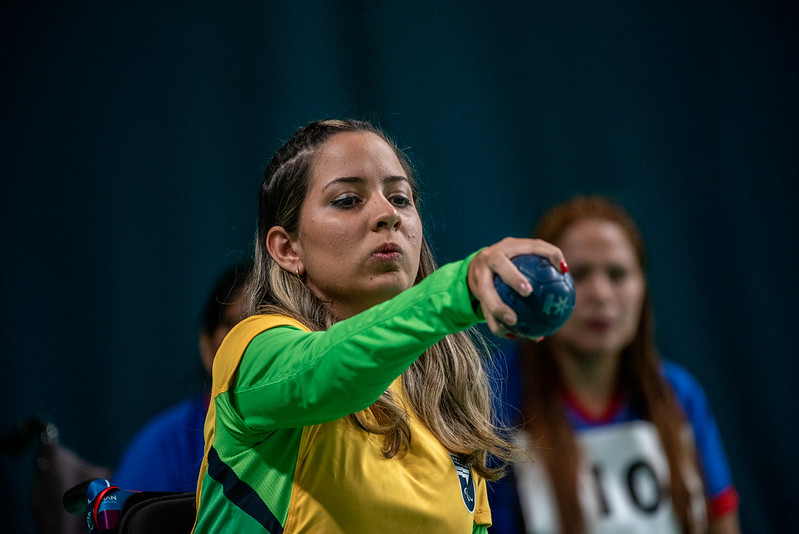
top-left (450, 454), bottom-right (476, 513)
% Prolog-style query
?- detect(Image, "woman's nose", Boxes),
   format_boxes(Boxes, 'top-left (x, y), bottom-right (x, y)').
top-left (582, 273), bottom-right (613, 300)
top-left (372, 196), bottom-right (401, 230)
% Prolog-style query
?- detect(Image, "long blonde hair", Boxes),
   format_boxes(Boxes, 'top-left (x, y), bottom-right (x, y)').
top-left (244, 119), bottom-right (511, 479)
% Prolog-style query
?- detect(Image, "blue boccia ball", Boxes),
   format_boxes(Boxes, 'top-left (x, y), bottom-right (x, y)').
top-left (493, 254), bottom-right (576, 338)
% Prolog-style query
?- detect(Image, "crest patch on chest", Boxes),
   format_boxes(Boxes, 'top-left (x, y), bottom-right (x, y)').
top-left (450, 454), bottom-right (476, 513)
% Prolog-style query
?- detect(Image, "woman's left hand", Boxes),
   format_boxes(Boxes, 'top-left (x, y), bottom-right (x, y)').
top-left (467, 237), bottom-right (567, 339)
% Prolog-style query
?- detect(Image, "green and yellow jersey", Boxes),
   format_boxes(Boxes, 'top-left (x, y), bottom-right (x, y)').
top-left (193, 254), bottom-right (492, 533)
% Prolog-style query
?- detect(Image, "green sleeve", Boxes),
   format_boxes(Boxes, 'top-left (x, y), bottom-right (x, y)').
top-left (473, 522), bottom-right (489, 534)
top-left (231, 252), bottom-right (483, 431)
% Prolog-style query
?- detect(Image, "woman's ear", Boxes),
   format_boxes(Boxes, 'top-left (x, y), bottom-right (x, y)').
top-left (266, 226), bottom-right (303, 275)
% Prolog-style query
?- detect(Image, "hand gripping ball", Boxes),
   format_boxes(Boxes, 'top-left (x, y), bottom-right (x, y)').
top-left (493, 254), bottom-right (576, 338)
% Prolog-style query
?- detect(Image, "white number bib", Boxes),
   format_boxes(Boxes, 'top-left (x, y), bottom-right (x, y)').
top-left (514, 421), bottom-right (704, 533)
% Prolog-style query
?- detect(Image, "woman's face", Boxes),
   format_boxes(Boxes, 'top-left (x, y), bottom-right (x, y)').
top-left (551, 218), bottom-right (645, 359)
top-left (293, 131), bottom-right (423, 319)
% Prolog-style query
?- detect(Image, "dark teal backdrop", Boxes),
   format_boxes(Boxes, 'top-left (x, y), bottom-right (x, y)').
top-left (2, 2), bottom-right (797, 532)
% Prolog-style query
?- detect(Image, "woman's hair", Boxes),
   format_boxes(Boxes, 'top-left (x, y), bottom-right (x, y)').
top-left (517, 195), bottom-right (700, 533)
top-left (243, 118), bottom-right (512, 479)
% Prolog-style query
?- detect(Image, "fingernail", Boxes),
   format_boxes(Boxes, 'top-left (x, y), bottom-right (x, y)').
top-left (504, 313), bottom-right (516, 326)
top-left (535, 336), bottom-right (544, 343)
top-left (520, 280), bottom-right (533, 296)
top-left (559, 261), bottom-right (569, 274)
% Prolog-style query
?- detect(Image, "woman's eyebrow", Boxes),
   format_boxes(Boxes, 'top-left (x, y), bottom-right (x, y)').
top-left (323, 176), bottom-right (364, 190)
top-left (323, 175), bottom-right (408, 190)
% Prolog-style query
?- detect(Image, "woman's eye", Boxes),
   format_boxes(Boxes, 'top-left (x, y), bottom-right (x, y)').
top-left (607, 266), bottom-right (628, 282)
top-left (390, 194), bottom-right (412, 207)
top-left (331, 195), bottom-right (359, 208)
top-left (569, 265), bottom-right (589, 282)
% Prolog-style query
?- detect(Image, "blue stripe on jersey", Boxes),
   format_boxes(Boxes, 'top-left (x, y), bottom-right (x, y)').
top-left (207, 447), bottom-right (284, 533)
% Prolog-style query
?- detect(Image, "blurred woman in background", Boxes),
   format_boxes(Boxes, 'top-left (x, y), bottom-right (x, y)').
top-left (490, 195), bottom-right (739, 534)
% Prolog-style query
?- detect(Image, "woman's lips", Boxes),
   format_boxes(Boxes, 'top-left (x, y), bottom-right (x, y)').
top-left (372, 243), bottom-right (402, 261)
top-left (585, 317), bottom-right (613, 331)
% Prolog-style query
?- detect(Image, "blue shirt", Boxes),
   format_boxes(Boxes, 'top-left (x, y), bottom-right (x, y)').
top-left (113, 393), bottom-right (208, 492)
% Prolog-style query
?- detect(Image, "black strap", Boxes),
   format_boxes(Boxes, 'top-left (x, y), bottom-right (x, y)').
top-left (206, 447), bottom-right (284, 533)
